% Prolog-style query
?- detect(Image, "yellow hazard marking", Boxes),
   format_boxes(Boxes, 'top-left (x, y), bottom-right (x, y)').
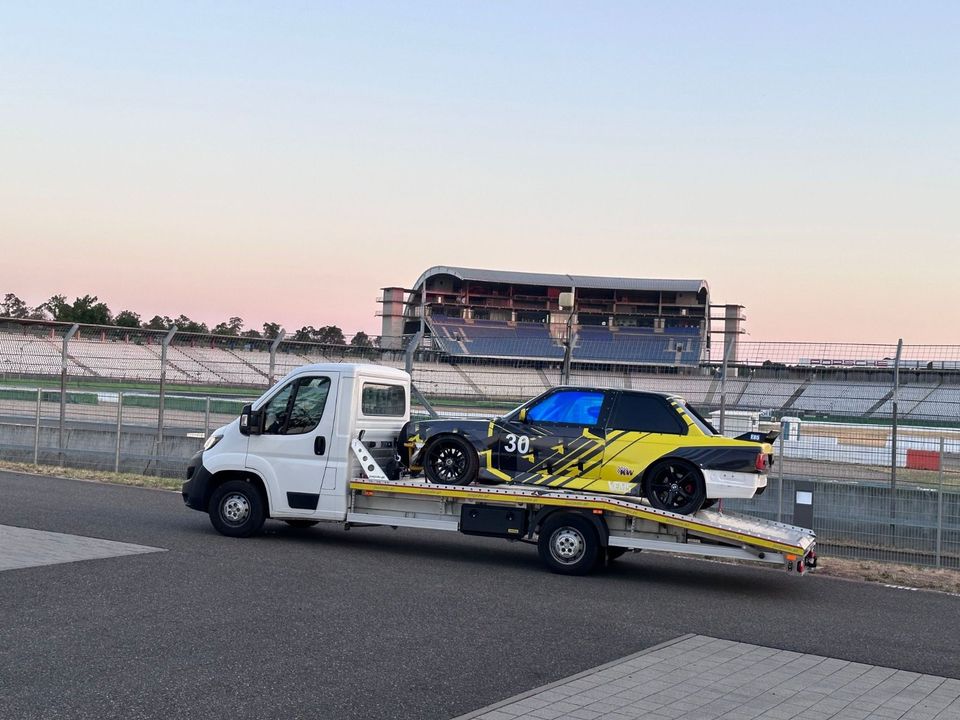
top-left (551, 443), bottom-right (565, 454)
top-left (522, 454), bottom-right (535, 463)
top-left (349, 480), bottom-right (808, 555)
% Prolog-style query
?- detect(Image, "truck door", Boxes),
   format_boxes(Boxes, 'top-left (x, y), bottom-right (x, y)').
top-left (246, 372), bottom-right (340, 514)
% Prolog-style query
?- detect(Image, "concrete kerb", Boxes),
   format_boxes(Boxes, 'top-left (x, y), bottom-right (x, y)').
top-left (450, 634), bottom-right (696, 720)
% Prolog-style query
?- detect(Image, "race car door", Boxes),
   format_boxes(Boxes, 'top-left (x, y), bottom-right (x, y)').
top-left (496, 388), bottom-right (610, 488)
top-left (597, 392), bottom-right (689, 494)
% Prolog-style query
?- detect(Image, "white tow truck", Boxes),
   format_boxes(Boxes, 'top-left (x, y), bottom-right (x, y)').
top-left (182, 363), bottom-right (817, 576)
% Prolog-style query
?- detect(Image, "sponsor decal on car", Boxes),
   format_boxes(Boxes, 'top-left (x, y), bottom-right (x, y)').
top-left (616, 465), bottom-right (633, 477)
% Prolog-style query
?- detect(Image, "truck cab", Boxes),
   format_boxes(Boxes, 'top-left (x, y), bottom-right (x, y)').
top-left (182, 363), bottom-right (410, 536)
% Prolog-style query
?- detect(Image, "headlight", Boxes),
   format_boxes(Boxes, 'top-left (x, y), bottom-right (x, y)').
top-left (203, 434), bottom-right (224, 451)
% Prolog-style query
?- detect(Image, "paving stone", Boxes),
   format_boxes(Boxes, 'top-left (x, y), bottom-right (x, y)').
top-left (452, 635), bottom-right (960, 720)
top-left (0, 523), bottom-right (164, 571)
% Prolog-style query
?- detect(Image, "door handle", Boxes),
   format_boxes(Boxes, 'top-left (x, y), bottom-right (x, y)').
top-left (314, 436), bottom-right (326, 455)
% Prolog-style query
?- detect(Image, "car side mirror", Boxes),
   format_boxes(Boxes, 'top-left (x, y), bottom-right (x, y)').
top-left (239, 404), bottom-right (263, 436)
top-left (518, 408), bottom-right (528, 423)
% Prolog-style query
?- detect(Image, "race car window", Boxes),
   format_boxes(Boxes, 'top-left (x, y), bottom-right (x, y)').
top-left (262, 376), bottom-right (331, 435)
top-left (607, 393), bottom-right (686, 435)
top-left (526, 390), bottom-right (605, 426)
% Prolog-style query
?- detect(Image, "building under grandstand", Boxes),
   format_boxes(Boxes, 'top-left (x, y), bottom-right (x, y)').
top-left (379, 266), bottom-right (733, 365)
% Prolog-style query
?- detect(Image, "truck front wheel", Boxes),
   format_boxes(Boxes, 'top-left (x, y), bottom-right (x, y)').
top-left (537, 514), bottom-right (601, 575)
top-left (209, 479), bottom-right (266, 538)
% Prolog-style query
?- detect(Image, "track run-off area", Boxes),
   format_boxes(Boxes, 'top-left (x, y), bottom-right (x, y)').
top-left (1, 469), bottom-right (959, 720)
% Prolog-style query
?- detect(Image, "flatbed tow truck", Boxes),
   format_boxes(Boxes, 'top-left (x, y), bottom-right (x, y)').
top-left (183, 363), bottom-right (816, 576)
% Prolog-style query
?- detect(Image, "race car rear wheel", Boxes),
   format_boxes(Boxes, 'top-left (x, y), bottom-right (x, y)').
top-left (423, 435), bottom-right (478, 486)
top-left (642, 460), bottom-right (706, 515)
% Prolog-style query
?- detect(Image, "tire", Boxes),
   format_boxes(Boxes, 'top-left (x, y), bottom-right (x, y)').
top-left (209, 479), bottom-right (266, 538)
top-left (642, 460), bottom-right (706, 515)
top-left (423, 435), bottom-right (479, 486)
top-left (537, 513), bottom-right (601, 575)
top-left (283, 519), bottom-right (319, 528)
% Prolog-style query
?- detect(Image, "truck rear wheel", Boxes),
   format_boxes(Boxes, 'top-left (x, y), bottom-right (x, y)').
top-left (537, 514), bottom-right (601, 575)
top-left (209, 479), bottom-right (266, 538)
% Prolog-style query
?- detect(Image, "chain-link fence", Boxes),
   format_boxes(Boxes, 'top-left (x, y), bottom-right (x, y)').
top-left (1, 318), bottom-right (959, 568)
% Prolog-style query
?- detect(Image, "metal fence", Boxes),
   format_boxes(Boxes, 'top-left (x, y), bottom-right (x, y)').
top-left (1, 318), bottom-right (959, 568)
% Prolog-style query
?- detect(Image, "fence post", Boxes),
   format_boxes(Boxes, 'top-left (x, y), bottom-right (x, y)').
top-left (33, 387), bottom-right (42, 465)
top-left (156, 326), bottom-right (178, 475)
top-left (114, 392), bottom-right (124, 474)
top-left (58, 324), bottom-right (79, 466)
top-left (204, 396), bottom-right (211, 438)
top-left (777, 425), bottom-right (785, 522)
top-left (268, 330), bottom-right (285, 387)
top-left (718, 338), bottom-right (733, 435)
top-left (936, 436), bottom-right (944, 567)
top-left (889, 338), bottom-right (903, 536)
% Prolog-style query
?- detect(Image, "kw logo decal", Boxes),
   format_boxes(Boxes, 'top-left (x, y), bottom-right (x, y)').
top-left (616, 465), bottom-right (634, 477)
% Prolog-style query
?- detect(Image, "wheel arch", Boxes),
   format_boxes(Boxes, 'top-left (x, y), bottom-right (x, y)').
top-left (205, 470), bottom-right (271, 515)
top-left (640, 455), bottom-right (702, 487)
top-left (416, 430), bottom-right (480, 465)
top-left (531, 507), bottom-right (609, 547)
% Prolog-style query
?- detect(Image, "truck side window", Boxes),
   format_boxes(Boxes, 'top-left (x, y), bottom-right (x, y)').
top-left (262, 377), bottom-right (331, 435)
top-left (361, 383), bottom-right (405, 416)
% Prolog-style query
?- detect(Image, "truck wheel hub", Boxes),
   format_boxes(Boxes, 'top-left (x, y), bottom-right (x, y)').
top-left (222, 493), bottom-right (250, 524)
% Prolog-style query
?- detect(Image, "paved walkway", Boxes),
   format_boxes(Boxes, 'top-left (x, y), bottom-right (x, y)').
top-left (0, 524), bottom-right (164, 571)
top-left (456, 634), bottom-right (960, 720)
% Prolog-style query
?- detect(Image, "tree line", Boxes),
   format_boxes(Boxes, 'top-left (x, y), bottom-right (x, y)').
top-left (0, 293), bottom-right (374, 347)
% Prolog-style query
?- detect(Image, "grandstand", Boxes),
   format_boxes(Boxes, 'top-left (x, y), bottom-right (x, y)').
top-left (380, 266), bottom-right (711, 365)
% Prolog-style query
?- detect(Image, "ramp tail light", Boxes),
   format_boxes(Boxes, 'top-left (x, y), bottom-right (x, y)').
top-left (755, 453), bottom-right (768, 471)
top-left (363, 490), bottom-right (374, 497)
top-left (592, 509), bottom-right (603, 515)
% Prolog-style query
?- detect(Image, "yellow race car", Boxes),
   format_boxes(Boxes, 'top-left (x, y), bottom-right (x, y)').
top-left (399, 386), bottom-right (775, 515)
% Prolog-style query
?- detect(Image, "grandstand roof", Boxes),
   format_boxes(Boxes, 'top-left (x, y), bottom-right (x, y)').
top-left (412, 266), bottom-right (708, 294)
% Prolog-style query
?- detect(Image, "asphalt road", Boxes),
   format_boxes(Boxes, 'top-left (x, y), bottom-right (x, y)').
top-left (1, 470), bottom-right (958, 720)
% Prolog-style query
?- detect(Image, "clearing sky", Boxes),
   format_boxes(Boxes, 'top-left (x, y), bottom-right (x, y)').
top-left (1, 2), bottom-right (957, 342)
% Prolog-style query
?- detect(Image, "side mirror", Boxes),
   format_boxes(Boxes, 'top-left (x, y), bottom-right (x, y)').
top-left (518, 408), bottom-right (528, 423)
top-left (239, 404), bottom-right (263, 436)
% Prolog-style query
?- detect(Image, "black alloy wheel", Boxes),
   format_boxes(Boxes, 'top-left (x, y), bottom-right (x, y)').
top-left (642, 461), bottom-right (706, 515)
top-left (423, 435), bottom-right (478, 486)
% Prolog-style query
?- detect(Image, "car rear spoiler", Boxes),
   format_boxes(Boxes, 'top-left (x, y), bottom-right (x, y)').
top-left (735, 430), bottom-right (780, 444)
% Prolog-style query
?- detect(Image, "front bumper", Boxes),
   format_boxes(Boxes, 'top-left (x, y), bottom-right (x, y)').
top-left (703, 469), bottom-right (767, 500)
top-left (182, 450), bottom-right (214, 512)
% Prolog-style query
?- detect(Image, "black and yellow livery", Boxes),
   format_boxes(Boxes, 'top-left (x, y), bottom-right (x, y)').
top-left (398, 387), bottom-right (775, 515)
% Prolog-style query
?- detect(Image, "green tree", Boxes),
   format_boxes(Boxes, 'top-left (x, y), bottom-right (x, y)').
top-left (173, 315), bottom-right (209, 334)
top-left (1, 293), bottom-right (30, 319)
top-left (241, 329), bottom-right (262, 339)
top-left (212, 316), bottom-right (244, 336)
top-left (292, 325), bottom-right (345, 344)
top-left (262, 322), bottom-right (283, 339)
top-left (143, 315), bottom-right (174, 330)
top-left (114, 310), bottom-right (141, 328)
top-left (42, 294), bottom-right (112, 325)
top-left (350, 331), bottom-right (373, 347)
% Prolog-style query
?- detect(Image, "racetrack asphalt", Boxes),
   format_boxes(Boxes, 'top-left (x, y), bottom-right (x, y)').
top-left (1, 469), bottom-right (958, 720)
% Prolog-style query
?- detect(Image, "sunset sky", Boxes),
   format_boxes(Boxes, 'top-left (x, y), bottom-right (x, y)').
top-left (1, 2), bottom-right (957, 343)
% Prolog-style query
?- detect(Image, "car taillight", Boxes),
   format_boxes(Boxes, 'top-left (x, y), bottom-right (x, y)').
top-left (755, 453), bottom-right (768, 471)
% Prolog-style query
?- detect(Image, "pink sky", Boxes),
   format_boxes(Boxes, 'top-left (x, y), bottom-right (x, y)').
top-left (2, 3), bottom-right (957, 345)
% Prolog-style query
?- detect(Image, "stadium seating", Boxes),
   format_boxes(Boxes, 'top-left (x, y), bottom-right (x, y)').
top-left (429, 317), bottom-right (564, 360)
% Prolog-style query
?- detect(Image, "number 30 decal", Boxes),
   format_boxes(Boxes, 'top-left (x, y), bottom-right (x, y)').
top-left (504, 433), bottom-right (530, 454)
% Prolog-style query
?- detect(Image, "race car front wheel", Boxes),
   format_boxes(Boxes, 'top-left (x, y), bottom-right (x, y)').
top-left (642, 460), bottom-right (706, 515)
top-left (423, 435), bottom-right (479, 486)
